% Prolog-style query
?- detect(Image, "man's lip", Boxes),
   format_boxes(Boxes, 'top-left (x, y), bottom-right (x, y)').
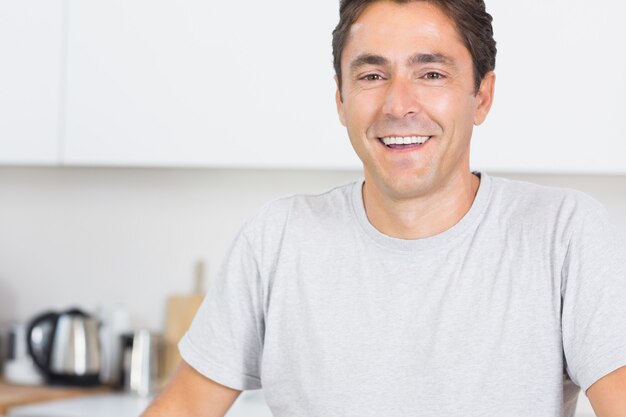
top-left (376, 134), bottom-right (432, 138)
top-left (375, 135), bottom-right (434, 144)
top-left (375, 135), bottom-right (434, 150)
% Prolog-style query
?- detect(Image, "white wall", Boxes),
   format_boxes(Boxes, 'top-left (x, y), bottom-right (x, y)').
top-left (0, 167), bottom-right (360, 330)
top-left (1, 167), bottom-right (625, 331)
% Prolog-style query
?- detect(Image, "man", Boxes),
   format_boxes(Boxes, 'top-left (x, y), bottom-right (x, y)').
top-left (143, 1), bottom-right (626, 416)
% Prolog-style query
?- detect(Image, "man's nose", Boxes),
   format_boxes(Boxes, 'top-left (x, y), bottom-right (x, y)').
top-left (381, 76), bottom-right (422, 119)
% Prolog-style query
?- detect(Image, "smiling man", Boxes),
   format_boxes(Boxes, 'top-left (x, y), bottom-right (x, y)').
top-left (334, 0), bottom-right (494, 241)
top-left (143, 1), bottom-right (626, 417)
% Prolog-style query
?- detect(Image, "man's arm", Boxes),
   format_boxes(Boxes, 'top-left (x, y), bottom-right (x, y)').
top-left (586, 365), bottom-right (626, 417)
top-left (141, 360), bottom-right (241, 417)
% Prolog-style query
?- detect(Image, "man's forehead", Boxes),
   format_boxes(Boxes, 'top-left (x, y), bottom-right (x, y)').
top-left (342, 2), bottom-right (467, 62)
top-left (349, 0), bottom-right (457, 34)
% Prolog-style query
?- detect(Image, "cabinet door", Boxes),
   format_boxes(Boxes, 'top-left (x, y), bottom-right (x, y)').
top-left (471, 0), bottom-right (626, 174)
top-left (63, 0), bottom-right (361, 169)
top-left (0, 0), bottom-right (64, 165)
top-left (64, 1), bottom-right (625, 172)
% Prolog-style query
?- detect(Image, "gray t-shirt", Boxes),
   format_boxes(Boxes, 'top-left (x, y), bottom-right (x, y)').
top-left (179, 173), bottom-right (626, 417)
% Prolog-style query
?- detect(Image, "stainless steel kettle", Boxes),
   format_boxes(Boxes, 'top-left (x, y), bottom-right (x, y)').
top-left (27, 308), bottom-right (101, 386)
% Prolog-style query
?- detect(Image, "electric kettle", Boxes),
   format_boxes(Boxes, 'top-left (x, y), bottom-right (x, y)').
top-left (26, 308), bottom-right (102, 386)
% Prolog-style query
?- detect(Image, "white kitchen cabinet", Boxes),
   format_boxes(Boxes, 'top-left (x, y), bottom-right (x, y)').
top-left (2, 1), bottom-right (624, 172)
top-left (62, 0), bottom-right (360, 169)
top-left (62, 0), bottom-right (626, 172)
top-left (471, 0), bottom-right (626, 174)
top-left (0, 0), bottom-right (65, 165)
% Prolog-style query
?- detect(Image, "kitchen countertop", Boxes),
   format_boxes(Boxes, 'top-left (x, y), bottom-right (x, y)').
top-left (7, 389), bottom-right (597, 417)
top-left (0, 380), bottom-right (109, 416)
top-left (7, 390), bottom-right (273, 417)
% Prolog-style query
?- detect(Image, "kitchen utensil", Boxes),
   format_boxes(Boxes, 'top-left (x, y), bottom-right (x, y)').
top-left (121, 330), bottom-right (162, 396)
top-left (3, 323), bottom-right (45, 385)
top-left (162, 260), bottom-right (205, 378)
top-left (26, 308), bottom-right (101, 386)
top-left (96, 305), bottom-right (131, 386)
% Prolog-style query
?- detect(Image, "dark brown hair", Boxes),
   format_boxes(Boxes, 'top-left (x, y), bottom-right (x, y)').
top-left (332, 0), bottom-right (497, 97)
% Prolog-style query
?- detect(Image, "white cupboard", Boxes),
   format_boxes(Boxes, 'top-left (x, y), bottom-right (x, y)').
top-left (62, 0), bottom-right (360, 169)
top-left (0, 0), bottom-right (65, 165)
top-left (471, 0), bottom-right (626, 174)
top-left (1, 1), bottom-right (625, 172)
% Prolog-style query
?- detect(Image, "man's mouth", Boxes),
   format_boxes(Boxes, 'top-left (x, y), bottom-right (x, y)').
top-left (378, 135), bottom-right (432, 149)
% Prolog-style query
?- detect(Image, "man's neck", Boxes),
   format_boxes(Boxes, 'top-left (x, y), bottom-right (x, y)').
top-left (362, 172), bottom-right (481, 240)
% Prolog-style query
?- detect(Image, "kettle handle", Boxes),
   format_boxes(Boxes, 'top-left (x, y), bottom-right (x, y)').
top-left (64, 308), bottom-right (88, 317)
top-left (26, 311), bottom-right (59, 376)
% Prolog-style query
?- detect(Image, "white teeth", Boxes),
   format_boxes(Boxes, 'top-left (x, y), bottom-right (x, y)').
top-left (381, 136), bottom-right (430, 146)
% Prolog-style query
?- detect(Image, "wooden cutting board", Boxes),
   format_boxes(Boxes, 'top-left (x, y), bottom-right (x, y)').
top-left (0, 380), bottom-right (109, 416)
top-left (162, 295), bottom-right (204, 379)
top-left (162, 261), bottom-right (206, 380)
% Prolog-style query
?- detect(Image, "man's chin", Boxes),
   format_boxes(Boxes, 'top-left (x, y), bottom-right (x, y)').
top-left (368, 171), bottom-right (437, 202)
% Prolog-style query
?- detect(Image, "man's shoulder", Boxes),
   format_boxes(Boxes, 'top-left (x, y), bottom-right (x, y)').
top-left (488, 174), bottom-right (607, 222)
top-left (241, 180), bottom-right (360, 238)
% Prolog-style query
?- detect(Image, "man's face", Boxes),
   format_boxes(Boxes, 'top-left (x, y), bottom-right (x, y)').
top-left (336, 1), bottom-right (494, 200)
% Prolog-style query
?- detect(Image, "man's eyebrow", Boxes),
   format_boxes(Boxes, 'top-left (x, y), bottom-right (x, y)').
top-left (349, 52), bottom-right (457, 74)
top-left (408, 52), bottom-right (457, 68)
top-left (349, 54), bottom-right (389, 73)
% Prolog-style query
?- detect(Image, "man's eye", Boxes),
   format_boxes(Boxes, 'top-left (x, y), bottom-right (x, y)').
top-left (361, 74), bottom-right (384, 81)
top-left (424, 72), bottom-right (444, 80)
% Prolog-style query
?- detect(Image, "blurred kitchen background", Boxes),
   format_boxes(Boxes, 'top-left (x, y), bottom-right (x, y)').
top-left (1, 168), bottom-right (626, 331)
top-left (1, 0), bottom-right (624, 416)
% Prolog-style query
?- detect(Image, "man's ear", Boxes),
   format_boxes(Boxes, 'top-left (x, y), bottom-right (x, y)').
top-left (474, 71), bottom-right (496, 126)
top-left (335, 75), bottom-right (346, 127)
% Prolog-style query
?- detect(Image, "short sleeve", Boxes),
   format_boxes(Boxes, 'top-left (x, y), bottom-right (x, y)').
top-left (561, 199), bottom-right (626, 393)
top-left (179, 228), bottom-right (265, 391)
